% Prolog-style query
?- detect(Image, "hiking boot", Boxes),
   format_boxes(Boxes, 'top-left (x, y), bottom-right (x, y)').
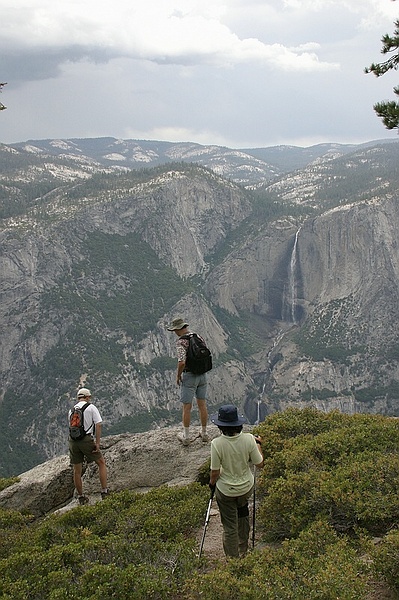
top-left (78, 495), bottom-right (89, 505)
top-left (177, 433), bottom-right (190, 446)
top-left (200, 432), bottom-right (210, 442)
top-left (101, 490), bottom-right (110, 500)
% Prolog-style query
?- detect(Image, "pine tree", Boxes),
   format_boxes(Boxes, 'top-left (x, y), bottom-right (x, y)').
top-left (0, 82), bottom-right (6, 110)
top-left (365, 17), bottom-right (399, 130)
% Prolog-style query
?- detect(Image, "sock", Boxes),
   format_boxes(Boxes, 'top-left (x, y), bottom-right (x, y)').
top-left (101, 488), bottom-right (108, 493)
top-left (183, 427), bottom-right (190, 439)
top-left (202, 426), bottom-right (207, 435)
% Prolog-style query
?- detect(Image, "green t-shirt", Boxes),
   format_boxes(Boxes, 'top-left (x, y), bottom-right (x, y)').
top-left (210, 431), bottom-right (263, 497)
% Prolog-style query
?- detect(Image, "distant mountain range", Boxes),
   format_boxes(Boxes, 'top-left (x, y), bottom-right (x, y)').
top-left (1, 136), bottom-right (399, 476)
top-left (9, 136), bottom-right (397, 187)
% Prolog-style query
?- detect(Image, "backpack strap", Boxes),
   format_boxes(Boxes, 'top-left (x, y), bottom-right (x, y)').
top-left (181, 332), bottom-right (200, 345)
top-left (179, 332), bottom-right (195, 347)
top-left (75, 401), bottom-right (90, 414)
top-left (179, 333), bottom-right (193, 372)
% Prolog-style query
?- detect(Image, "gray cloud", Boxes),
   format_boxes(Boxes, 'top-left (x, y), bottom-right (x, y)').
top-left (0, 0), bottom-right (397, 147)
top-left (1, 47), bottom-right (115, 83)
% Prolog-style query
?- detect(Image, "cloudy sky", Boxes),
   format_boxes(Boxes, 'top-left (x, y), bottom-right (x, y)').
top-left (1, 0), bottom-right (398, 148)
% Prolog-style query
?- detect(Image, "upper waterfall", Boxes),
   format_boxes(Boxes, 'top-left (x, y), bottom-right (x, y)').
top-left (282, 228), bottom-right (301, 323)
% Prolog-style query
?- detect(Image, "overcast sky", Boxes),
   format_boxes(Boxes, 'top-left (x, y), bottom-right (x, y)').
top-left (1, 0), bottom-right (398, 148)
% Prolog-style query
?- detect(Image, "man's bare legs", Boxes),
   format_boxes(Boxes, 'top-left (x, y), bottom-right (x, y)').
top-left (73, 456), bottom-right (107, 497)
top-left (182, 402), bottom-right (191, 428)
top-left (197, 398), bottom-right (209, 440)
top-left (96, 456), bottom-right (107, 489)
top-left (73, 463), bottom-right (84, 496)
top-left (197, 398), bottom-right (208, 427)
top-left (179, 398), bottom-right (208, 443)
top-left (182, 398), bottom-right (208, 428)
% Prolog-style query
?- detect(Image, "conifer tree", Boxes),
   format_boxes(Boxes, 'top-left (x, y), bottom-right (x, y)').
top-left (365, 14), bottom-right (399, 130)
top-left (0, 82), bottom-right (6, 110)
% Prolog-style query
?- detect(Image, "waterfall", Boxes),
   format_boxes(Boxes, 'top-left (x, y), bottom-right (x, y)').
top-left (289, 228), bottom-right (300, 323)
top-left (282, 228), bottom-right (300, 323)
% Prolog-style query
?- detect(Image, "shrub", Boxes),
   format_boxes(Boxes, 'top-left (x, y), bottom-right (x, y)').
top-left (186, 521), bottom-right (368, 599)
top-left (0, 484), bottom-right (210, 599)
top-left (3, 409), bottom-right (399, 599)
top-left (254, 407), bottom-right (347, 458)
top-left (370, 529), bottom-right (399, 593)
top-left (256, 409), bottom-right (399, 539)
top-left (0, 507), bottom-right (33, 530)
top-left (0, 476), bottom-right (20, 491)
top-left (196, 458), bottom-right (211, 486)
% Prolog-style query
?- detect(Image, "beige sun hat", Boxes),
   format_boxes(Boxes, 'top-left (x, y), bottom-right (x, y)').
top-left (166, 318), bottom-right (188, 331)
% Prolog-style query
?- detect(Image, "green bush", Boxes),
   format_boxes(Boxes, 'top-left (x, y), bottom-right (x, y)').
top-left (255, 409), bottom-right (399, 540)
top-left (196, 458), bottom-right (211, 486)
top-left (371, 528), bottom-right (399, 592)
top-left (0, 477), bottom-right (20, 492)
top-left (3, 409), bottom-right (399, 598)
top-left (0, 507), bottom-right (32, 529)
top-left (186, 521), bottom-right (368, 599)
top-left (0, 484), bottom-right (210, 599)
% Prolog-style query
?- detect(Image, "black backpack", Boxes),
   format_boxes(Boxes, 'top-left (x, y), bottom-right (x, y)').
top-left (69, 402), bottom-right (90, 440)
top-left (182, 333), bottom-right (212, 375)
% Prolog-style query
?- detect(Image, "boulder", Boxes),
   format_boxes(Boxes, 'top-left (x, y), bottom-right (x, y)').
top-left (0, 425), bottom-right (218, 516)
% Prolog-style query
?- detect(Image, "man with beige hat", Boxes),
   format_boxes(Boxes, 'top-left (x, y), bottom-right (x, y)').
top-left (167, 317), bottom-right (210, 445)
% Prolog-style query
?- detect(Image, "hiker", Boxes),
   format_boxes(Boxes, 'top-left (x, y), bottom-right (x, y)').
top-left (209, 404), bottom-right (264, 558)
top-left (68, 387), bottom-right (109, 504)
top-left (167, 317), bottom-right (209, 445)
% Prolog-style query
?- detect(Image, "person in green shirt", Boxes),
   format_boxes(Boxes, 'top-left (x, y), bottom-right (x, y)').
top-left (210, 404), bottom-right (263, 558)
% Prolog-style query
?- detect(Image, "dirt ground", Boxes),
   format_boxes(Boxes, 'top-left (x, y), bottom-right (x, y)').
top-left (196, 504), bottom-right (225, 563)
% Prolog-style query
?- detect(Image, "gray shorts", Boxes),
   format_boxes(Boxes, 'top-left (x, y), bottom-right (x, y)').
top-left (69, 435), bottom-right (103, 465)
top-left (180, 371), bottom-right (207, 404)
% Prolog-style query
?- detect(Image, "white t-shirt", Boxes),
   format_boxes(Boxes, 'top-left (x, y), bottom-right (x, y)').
top-left (68, 400), bottom-right (103, 436)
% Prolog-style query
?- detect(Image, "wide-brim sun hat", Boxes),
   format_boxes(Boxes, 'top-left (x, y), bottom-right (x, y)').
top-left (211, 404), bottom-right (247, 427)
top-left (167, 317), bottom-right (188, 331)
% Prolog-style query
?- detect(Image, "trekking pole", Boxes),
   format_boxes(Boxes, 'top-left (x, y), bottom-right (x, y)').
top-left (199, 486), bottom-right (215, 559)
top-left (252, 468), bottom-right (256, 549)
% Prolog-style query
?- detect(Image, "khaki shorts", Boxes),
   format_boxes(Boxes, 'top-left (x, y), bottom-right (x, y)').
top-left (180, 371), bottom-right (207, 404)
top-left (69, 435), bottom-right (103, 465)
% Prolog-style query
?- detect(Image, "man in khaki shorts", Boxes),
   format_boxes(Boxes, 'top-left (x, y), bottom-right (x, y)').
top-left (68, 387), bottom-right (109, 504)
top-left (167, 318), bottom-right (209, 446)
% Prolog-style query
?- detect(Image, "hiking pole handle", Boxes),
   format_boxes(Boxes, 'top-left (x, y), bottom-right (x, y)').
top-left (204, 487), bottom-right (215, 526)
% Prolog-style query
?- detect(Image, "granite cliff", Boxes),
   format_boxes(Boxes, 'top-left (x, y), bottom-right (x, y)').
top-left (1, 138), bottom-right (399, 476)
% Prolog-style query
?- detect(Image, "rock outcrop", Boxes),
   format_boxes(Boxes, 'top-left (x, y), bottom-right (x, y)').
top-left (0, 425), bottom-right (219, 516)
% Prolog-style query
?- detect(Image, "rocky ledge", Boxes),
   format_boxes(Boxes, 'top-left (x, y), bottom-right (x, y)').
top-left (0, 424), bottom-right (219, 517)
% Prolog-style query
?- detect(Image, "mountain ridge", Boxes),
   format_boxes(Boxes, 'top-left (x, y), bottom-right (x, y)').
top-left (9, 135), bottom-right (396, 188)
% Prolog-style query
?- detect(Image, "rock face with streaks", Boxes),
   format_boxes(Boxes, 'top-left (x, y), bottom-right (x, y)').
top-left (1, 138), bottom-right (399, 476)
